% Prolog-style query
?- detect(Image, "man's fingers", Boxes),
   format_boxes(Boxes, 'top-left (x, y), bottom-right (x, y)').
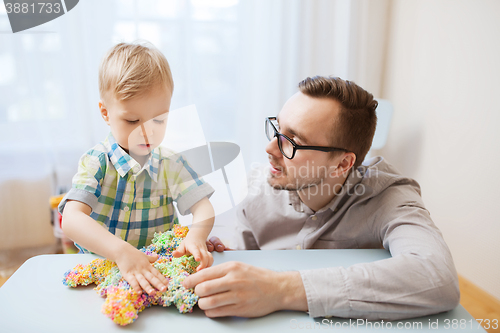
top-left (208, 236), bottom-right (222, 244)
top-left (183, 263), bottom-right (229, 289)
top-left (204, 304), bottom-right (239, 318)
top-left (208, 236), bottom-right (226, 252)
top-left (197, 291), bottom-right (235, 310)
top-left (194, 277), bottom-right (230, 297)
top-left (206, 240), bottom-right (215, 252)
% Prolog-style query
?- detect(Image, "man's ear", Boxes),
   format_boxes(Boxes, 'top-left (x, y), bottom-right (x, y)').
top-left (331, 153), bottom-right (356, 177)
top-left (99, 101), bottom-right (110, 125)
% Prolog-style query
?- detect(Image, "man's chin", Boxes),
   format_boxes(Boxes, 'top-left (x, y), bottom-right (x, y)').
top-left (267, 175), bottom-right (298, 191)
top-left (267, 174), bottom-right (283, 189)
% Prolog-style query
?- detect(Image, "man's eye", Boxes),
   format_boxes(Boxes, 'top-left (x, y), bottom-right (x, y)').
top-left (153, 119), bottom-right (165, 124)
top-left (127, 120), bottom-right (139, 124)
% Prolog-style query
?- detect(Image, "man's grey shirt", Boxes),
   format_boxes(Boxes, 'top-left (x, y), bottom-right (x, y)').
top-left (235, 157), bottom-right (460, 320)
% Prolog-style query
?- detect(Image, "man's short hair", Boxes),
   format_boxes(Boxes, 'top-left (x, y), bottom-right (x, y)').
top-left (298, 76), bottom-right (378, 170)
top-left (99, 42), bottom-right (174, 102)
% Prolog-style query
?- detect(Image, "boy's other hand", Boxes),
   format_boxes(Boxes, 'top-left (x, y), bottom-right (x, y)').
top-left (173, 236), bottom-right (214, 271)
top-left (114, 244), bottom-right (168, 295)
top-left (206, 236), bottom-right (232, 252)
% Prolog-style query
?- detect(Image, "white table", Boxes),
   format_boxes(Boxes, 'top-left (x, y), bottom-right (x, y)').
top-left (0, 250), bottom-right (486, 332)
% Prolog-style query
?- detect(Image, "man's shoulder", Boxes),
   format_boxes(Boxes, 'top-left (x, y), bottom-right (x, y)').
top-left (361, 156), bottom-right (402, 176)
top-left (359, 156), bottom-right (423, 204)
top-left (361, 157), bottom-right (418, 187)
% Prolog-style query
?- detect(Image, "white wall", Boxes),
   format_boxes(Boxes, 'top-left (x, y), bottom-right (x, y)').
top-left (378, 0), bottom-right (500, 300)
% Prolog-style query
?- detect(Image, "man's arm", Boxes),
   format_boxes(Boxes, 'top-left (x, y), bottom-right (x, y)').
top-left (299, 202), bottom-right (460, 320)
top-left (182, 261), bottom-right (307, 317)
top-left (183, 202), bottom-right (459, 320)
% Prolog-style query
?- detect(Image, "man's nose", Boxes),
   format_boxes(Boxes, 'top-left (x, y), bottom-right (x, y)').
top-left (265, 136), bottom-right (282, 159)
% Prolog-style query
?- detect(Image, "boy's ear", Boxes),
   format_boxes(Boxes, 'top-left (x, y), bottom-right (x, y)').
top-left (99, 101), bottom-right (110, 125)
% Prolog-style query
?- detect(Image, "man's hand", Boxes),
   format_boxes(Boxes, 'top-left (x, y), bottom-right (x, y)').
top-left (172, 235), bottom-right (214, 271)
top-left (182, 261), bottom-right (308, 317)
top-left (113, 244), bottom-right (168, 295)
top-left (206, 236), bottom-right (232, 252)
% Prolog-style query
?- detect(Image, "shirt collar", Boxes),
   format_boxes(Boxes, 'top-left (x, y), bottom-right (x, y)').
top-left (288, 190), bottom-right (305, 213)
top-left (103, 133), bottom-right (160, 182)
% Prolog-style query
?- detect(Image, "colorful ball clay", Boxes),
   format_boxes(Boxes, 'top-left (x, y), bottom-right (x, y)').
top-left (62, 225), bottom-right (200, 325)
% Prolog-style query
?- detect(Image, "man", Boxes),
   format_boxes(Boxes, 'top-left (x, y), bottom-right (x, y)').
top-left (183, 76), bottom-right (460, 320)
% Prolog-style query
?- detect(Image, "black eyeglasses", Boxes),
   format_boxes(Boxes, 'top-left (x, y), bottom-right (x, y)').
top-left (265, 117), bottom-right (350, 160)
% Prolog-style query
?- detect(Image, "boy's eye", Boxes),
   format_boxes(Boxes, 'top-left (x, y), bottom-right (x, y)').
top-left (153, 119), bottom-right (165, 124)
top-left (126, 120), bottom-right (139, 124)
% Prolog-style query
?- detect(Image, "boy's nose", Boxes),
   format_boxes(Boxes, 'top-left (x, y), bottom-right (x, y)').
top-left (140, 123), bottom-right (154, 137)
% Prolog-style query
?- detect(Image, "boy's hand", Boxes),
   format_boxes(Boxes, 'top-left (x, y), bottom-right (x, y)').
top-left (206, 236), bottom-right (233, 252)
top-left (173, 235), bottom-right (214, 271)
top-left (114, 244), bottom-right (169, 295)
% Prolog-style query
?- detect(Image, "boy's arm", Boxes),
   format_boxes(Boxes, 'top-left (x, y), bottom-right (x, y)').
top-left (173, 197), bottom-right (215, 269)
top-left (62, 200), bottom-right (168, 294)
top-left (188, 197), bottom-right (215, 242)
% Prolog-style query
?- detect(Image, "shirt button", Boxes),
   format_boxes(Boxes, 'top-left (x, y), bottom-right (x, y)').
top-left (123, 206), bottom-right (130, 212)
top-left (152, 199), bottom-right (159, 205)
top-left (296, 244), bottom-right (302, 250)
top-left (311, 215), bottom-right (317, 220)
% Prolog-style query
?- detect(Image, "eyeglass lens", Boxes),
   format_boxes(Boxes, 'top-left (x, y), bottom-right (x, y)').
top-left (266, 119), bottom-right (294, 158)
top-left (265, 119), bottom-right (274, 141)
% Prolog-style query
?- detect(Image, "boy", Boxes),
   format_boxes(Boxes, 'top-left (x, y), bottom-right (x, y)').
top-left (59, 42), bottom-right (215, 295)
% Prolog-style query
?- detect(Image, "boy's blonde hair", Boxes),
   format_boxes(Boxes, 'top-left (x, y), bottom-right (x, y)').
top-left (99, 42), bottom-right (174, 101)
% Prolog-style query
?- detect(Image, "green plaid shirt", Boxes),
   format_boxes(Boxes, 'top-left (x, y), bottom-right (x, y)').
top-left (59, 133), bottom-right (214, 253)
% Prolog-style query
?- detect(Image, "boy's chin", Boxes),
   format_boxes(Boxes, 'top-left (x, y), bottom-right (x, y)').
top-left (130, 151), bottom-right (152, 157)
top-left (130, 149), bottom-right (153, 158)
